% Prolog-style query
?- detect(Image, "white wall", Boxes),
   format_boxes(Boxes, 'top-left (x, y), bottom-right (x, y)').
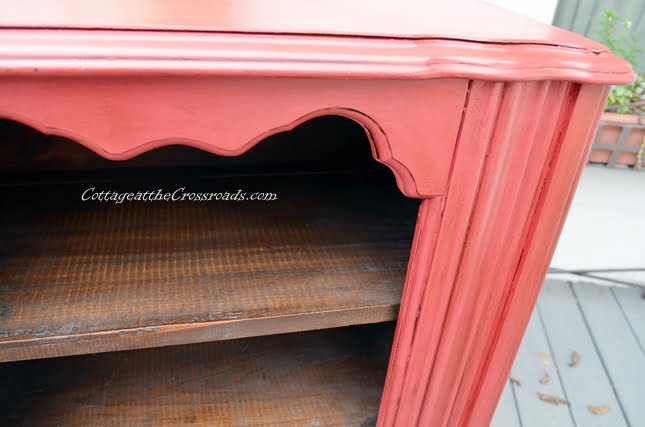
top-left (550, 166), bottom-right (645, 285)
top-left (485, 0), bottom-right (559, 24)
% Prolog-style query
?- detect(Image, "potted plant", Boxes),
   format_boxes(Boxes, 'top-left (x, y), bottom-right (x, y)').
top-left (589, 9), bottom-right (644, 169)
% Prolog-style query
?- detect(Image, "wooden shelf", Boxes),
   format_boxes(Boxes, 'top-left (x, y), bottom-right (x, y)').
top-left (0, 171), bottom-right (418, 361)
top-left (0, 323), bottom-right (394, 426)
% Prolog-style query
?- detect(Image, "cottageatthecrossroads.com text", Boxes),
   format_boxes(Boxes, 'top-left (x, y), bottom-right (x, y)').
top-left (81, 187), bottom-right (278, 204)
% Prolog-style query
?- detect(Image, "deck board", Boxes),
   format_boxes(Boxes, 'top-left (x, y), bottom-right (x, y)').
top-left (510, 309), bottom-right (575, 427)
top-left (528, 281), bottom-right (628, 426)
top-left (490, 381), bottom-right (521, 427)
top-left (491, 279), bottom-right (645, 426)
top-left (573, 282), bottom-right (645, 426)
top-left (612, 286), bottom-right (645, 354)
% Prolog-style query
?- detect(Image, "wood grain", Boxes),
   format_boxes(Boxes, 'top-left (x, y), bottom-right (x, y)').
top-left (0, 4), bottom-right (629, 424)
top-left (0, 171), bottom-right (418, 362)
top-left (0, 323), bottom-right (394, 426)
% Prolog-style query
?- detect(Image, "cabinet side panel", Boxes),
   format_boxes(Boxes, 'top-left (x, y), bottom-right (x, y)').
top-left (378, 81), bottom-right (609, 427)
top-left (458, 83), bottom-right (609, 427)
top-left (378, 80), bottom-right (504, 426)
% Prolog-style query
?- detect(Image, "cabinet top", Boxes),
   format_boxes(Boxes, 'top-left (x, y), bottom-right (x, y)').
top-left (0, 0), bottom-right (635, 84)
top-left (0, 0), bottom-right (607, 47)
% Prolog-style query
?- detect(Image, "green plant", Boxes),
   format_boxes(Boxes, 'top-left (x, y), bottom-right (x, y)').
top-left (605, 74), bottom-right (644, 113)
top-left (594, 9), bottom-right (644, 113)
top-left (595, 9), bottom-right (641, 67)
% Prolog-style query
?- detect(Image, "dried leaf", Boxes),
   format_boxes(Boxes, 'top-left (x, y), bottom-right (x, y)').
top-left (537, 392), bottom-right (570, 406)
top-left (588, 404), bottom-right (610, 415)
top-left (569, 350), bottom-right (580, 367)
top-left (539, 372), bottom-right (550, 384)
top-left (510, 375), bottom-right (521, 387)
top-left (537, 351), bottom-right (551, 367)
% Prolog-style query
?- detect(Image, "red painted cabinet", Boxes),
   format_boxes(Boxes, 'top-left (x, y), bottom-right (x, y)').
top-left (0, 1), bottom-right (633, 426)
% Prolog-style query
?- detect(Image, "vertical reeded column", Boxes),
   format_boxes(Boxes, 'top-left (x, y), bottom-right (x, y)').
top-left (378, 81), bottom-right (610, 427)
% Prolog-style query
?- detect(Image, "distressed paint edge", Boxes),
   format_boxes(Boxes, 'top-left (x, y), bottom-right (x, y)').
top-left (0, 107), bottom-right (426, 198)
top-left (377, 80), bottom-right (504, 426)
top-left (0, 29), bottom-right (634, 83)
top-left (376, 81), bottom-right (611, 427)
top-left (460, 83), bottom-right (610, 427)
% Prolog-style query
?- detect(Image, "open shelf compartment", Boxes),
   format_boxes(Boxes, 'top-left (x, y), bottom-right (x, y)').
top-left (0, 170), bottom-right (418, 361)
top-left (0, 323), bottom-right (394, 426)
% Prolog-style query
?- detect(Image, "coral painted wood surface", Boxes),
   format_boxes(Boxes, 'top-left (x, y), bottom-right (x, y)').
top-left (0, 1), bottom-right (634, 426)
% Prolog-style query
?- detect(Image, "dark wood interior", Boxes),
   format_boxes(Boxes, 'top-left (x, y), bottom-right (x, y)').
top-left (0, 171), bottom-right (418, 361)
top-left (0, 116), bottom-right (417, 424)
top-left (0, 323), bottom-right (394, 426)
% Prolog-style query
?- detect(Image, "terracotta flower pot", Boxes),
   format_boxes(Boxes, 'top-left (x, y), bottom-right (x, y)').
top-left (589, 112), bottom-right (645, 168)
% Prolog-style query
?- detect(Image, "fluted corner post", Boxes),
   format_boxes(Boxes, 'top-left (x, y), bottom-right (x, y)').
top-left (378, 81), bottom-right (609, 427)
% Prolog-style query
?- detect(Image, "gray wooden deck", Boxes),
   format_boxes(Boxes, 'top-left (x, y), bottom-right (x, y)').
top-left (491, 280), bottom-right (645, 427)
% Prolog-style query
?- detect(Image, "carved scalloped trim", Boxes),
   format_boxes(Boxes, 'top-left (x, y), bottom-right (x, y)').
top-left (1, 107), bottom-right (421, 198)
top-left (0, 29), bottom-right (634, 84)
